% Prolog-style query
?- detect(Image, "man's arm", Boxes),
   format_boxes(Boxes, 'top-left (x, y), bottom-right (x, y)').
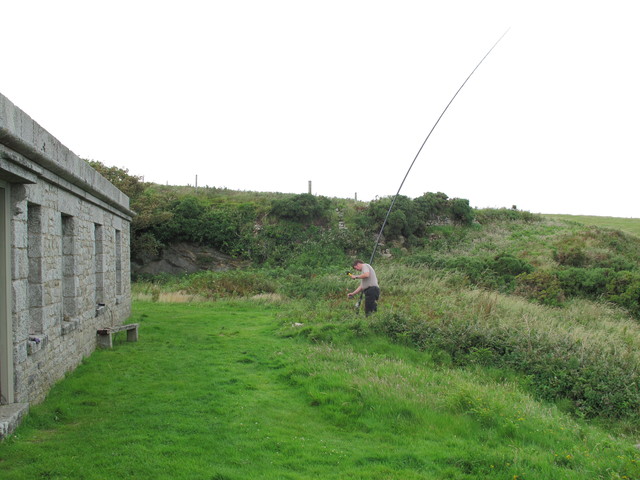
top-left (357, 265), bottom-right (370, 279)
top-left (348, 284), bottom-right (363, 298)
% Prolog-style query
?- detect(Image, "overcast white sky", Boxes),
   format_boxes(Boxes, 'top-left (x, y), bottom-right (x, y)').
top-left (2, 1), bottom-right (638, 217)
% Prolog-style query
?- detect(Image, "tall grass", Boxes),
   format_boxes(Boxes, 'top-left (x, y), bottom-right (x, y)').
top-left (282, 262), bottom-right (640, 422)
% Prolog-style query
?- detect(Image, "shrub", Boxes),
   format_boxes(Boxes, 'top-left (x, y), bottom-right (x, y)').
top-left (413, 192), bottom-right (450, 225)
top-left (491, 252), bottom-right (533, 277)
top-left (556, 268), bottom-right (613, 298)
top-left (606, 271), bottom-right (640, 317)
top-left (514, 271), bottom-right (565, 306)
top-left (474, 208), bottom-right (542, 224)
top-left (449, 198), bottom-right (474, 225)
top-left (131, 232), bottom-right (163, 262)
top-left (553, 245), bottom-right (588, 267)
top-left (366, 196), bottom-right (414, 240)
top-left (270, 194), bottom-right (331, 223)
top-left (366, 193), bottom-right (475, 242)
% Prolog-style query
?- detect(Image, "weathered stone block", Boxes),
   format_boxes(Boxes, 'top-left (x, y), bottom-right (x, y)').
top-left (11, 280), bottom-right (28, 312)
top-left (12, 251), bottom-right (28, 280)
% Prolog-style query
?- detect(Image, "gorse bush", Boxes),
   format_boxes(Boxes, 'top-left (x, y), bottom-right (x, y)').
top-left (553, 245), bottom-right (589, 267)
top-left (366, 192), bottom-right (475, 242)
top-left (513, 271), bottom-right (565, 306)
top-left (556, 267), bottom-right (612, 298)
top-left (151, 197), bottom-right (258, 256)
top-left (605, 271), bottom-right (640, 317)
top-left (269, 193), bottom-right (331, 223)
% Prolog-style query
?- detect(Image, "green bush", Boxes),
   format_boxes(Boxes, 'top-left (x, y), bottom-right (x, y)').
top-left (449, 198), bottom-right (474, 225)
top-left (514, 271), bottom-right (565, 306)
top-left (270, 193), bottom-right (331, 223)
top-left (553, 245), bottom-right (588, 267)
top-left (474, 208), bottom-right (542, 224)
top-left (413, 192), bottom-right (450, 225)
top-left (366, 193), bottom-right (475, 242)
top-left (366, 196), bottom-right (413, 240)
top-left (491, 252), bottom-right (534, 277)
top-left (556, 267), bottom-right (613, 298)
top-left (131, 232), bottom-right (163, 262)
top-left (606, 271), bottom-right (640, 317)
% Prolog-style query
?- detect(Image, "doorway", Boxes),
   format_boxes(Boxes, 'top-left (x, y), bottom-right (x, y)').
top-left (0, 181), bottom-right (13, 404)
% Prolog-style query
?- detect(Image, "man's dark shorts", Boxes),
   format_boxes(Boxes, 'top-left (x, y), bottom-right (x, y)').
top-left (364, 286), bottom-right (380, 316)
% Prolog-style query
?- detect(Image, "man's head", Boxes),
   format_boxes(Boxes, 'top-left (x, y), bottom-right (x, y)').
top-left (352, 259), bottom-right (364, 271)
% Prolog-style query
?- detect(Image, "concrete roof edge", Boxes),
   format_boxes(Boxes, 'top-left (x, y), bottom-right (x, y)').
top-left (0, 92), bottom-right (132, 217)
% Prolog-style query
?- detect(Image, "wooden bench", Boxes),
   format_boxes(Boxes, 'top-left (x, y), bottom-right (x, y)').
top-left (96, 323), bottom-right (139, 349)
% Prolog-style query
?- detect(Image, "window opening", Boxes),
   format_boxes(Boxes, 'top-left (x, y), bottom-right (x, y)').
top-left (28, 203), bottom-right (43, 333)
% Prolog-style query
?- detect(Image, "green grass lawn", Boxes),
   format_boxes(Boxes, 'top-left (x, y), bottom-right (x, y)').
top-left (1, 300), bottom-right (639, 479)
top-left (544, 214), bottom-right (640, 237)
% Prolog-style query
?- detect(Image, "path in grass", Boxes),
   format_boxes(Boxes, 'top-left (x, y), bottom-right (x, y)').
top-left (1, 301), bottom-right (639, 479)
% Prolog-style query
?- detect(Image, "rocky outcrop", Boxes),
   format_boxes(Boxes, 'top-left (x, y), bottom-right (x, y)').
top-left (132, 242), bottom-right (244, 276)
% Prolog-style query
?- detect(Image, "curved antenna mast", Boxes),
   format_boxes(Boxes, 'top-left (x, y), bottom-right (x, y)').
top-left (369, 29), bottom-right (510, 264)
top-left (355, 29), bottom-right (510, 313)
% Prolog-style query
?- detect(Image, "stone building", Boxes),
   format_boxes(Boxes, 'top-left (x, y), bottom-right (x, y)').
top-left (0, 92), bottom-right (133, 437)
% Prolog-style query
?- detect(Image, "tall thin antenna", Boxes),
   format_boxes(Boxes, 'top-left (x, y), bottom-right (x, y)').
top-left (355, 29), bottom-right (510, 313)
top-left (368, 29), bottom-right (510, 265)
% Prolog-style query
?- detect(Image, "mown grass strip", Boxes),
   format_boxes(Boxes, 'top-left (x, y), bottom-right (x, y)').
top-left (0, 301), bottom-right (639, 479)
top-left (545, 214), bottom-right (640, 237)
